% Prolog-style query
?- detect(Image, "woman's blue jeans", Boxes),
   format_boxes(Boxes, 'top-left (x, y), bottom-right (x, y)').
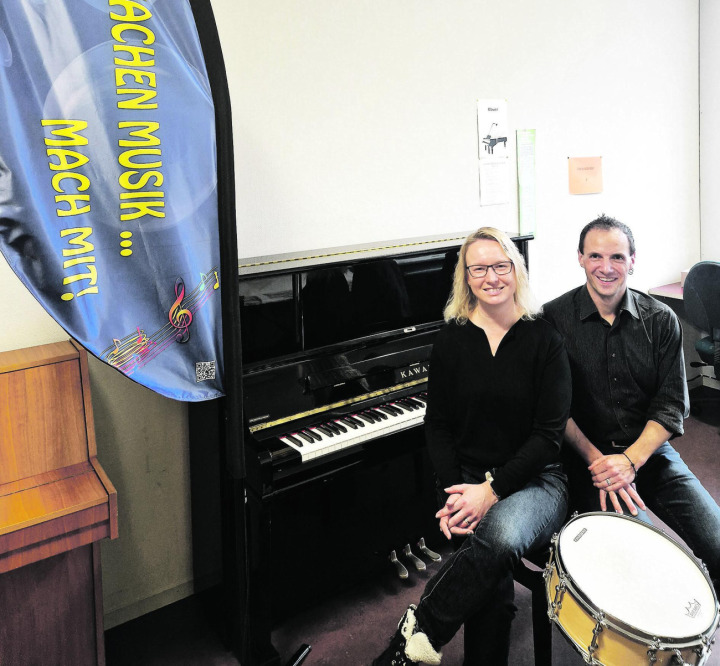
top-left (414, 464), bottom-right (568, 655)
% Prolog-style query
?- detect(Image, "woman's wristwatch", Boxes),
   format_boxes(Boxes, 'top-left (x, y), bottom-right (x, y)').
top-left (485, 471), bottom-right (501, 500)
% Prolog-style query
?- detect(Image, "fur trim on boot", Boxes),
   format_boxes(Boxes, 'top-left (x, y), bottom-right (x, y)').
top-left (405, 631), bottom-right (441, 665)
top-left (372, 605), bottom-right (442, 666)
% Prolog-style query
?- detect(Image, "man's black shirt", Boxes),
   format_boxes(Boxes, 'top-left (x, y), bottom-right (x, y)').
top-left (543, 285), bottom-right (688, 450)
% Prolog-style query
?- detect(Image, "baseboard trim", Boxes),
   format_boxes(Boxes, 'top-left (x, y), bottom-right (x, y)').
top-left (103, 570), bottom-right (222, 630)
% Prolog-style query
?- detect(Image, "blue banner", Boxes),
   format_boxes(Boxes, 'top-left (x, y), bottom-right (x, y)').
top-left (0, 0), bottom-right (224, 401)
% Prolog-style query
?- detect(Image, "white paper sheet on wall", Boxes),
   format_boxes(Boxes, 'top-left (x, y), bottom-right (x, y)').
top-left (477, 99), bottom-right (510, 206)
top-left (516, 129), bottom-right (536, 234)
top-left (478, 159), bottom-right (511, 206)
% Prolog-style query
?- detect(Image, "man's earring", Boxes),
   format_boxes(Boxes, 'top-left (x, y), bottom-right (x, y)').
top-left (629, 268), bottom-right (634, 275)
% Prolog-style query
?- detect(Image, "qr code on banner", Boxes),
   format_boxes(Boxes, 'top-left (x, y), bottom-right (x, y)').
top-left (195, 361), bottom-right (216, 382)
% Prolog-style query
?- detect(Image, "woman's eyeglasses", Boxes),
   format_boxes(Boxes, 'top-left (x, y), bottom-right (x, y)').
top-left (465, 261), bottom-right (514, 279)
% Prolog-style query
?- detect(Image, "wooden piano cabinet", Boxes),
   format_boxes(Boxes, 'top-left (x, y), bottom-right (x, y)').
top-left (0, 340), bottom-right (118, 666)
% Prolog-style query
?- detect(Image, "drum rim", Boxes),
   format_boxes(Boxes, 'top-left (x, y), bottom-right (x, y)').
top-left (552, 511), bottom-right (720, 645)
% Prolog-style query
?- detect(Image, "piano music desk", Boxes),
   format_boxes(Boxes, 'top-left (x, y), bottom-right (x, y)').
top-left (0, 340), bottom-right (118, 666)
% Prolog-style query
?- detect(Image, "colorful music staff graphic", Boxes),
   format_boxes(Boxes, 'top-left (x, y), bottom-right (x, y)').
top-left (101, 268), bottom-right (220, 377)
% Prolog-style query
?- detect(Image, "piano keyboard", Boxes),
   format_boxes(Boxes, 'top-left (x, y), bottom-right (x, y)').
top-left (278, 393), bottom-right (427, 462)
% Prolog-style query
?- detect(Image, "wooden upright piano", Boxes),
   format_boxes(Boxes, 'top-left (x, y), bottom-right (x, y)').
top-left (0, 339), bottom-right (118, 666)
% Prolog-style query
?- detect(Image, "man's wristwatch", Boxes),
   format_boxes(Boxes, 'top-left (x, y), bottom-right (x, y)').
top-left (485, 471), bottom-right (501, 500)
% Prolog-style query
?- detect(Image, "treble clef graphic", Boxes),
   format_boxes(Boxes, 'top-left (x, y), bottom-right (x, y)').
top-left (169, 278), bottom-right (193, 343)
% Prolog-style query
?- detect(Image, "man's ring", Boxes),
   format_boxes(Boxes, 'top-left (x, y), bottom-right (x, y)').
top-left (606, 478), bottom-right (611, 487)
top-left (464, 518), bottom-right (470, 525)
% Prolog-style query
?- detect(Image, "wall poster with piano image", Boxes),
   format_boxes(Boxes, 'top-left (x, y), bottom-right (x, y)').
top-left (0, 0), bottom-right (224, 401)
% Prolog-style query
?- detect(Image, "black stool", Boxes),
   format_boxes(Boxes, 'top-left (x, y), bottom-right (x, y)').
top-left (513, 549), bottom-right (553, 666)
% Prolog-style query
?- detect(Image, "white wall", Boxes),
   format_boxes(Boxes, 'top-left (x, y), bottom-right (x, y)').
top-left (217, 0), bottom-right (700, 302)
top-left (0, 0), bottom-right (701, 627)
top-left (700, 0), bottom-right (720, 260)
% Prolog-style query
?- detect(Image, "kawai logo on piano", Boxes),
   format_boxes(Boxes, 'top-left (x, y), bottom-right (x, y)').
top-left (396, 363), bottom-right (430, 381)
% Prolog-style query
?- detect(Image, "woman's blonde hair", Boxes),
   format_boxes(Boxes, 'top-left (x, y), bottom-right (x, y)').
top-left (443, 227), bottom-right (539, 323)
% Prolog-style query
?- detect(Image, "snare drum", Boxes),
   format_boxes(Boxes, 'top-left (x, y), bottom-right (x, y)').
top-left (545, 512), bottom-right (719, 665)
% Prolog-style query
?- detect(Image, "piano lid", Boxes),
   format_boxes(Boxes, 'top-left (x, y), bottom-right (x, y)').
top-left (238, 230), bottom-right (533, 367)
top-left (238, 229), bottom-right (530, 276)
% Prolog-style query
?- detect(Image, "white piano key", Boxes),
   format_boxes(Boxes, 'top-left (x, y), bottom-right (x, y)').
top-left (280, 395), bottom-right (427, 462)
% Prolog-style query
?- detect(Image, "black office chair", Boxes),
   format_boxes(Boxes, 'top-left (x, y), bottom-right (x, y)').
top-left (683, 261), bottom-right (720, 391)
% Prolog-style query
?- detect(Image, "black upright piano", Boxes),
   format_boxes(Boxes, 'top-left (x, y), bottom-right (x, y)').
top-left (191, 230), bottom-right (532, 666)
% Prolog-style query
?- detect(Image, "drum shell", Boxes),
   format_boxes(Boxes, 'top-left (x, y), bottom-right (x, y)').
top-left (546, 560), bottom-right (708, 665)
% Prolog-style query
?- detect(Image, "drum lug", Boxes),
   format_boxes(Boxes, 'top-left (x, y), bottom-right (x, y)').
top-left (669, 648), bottom-right (689, 665)
top-left (548, 572), bottom-right (567, 621)
top-left (647, 638), bottom-right (661, 664)
top-left (543, 536), bottom-right (558, 583)
top-left (648, 641), bottom-right (689, 665)
top-left (587, 612), bottom-right (607, 663)
top-left (699, 633), bottom-right (715, 651)
top-left (545, 537), bottom-right (561, 620)
top-left (695, 640), bottom-right (705, 654)
top-left (542, 563), bottom-right (553, 585)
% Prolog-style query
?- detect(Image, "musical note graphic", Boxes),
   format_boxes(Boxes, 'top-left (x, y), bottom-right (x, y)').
top-left (107, 330), bottom-right (156, 373)
top-left (168, 277), bottom-right (193, 343)
top-left (199, 270), bottom-right (219, 292)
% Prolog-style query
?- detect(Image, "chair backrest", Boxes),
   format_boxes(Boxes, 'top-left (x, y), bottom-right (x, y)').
top-left (683, 261), bottom-right (720, 339)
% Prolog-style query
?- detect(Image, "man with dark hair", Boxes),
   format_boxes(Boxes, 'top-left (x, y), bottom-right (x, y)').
top-left (543, 214), bottom-right (720, 594)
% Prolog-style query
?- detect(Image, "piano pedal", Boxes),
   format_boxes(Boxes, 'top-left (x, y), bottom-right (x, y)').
top-left (403, 543), bottom-right (426, 572)
top-left (417, 537), bottom-right (442, 563)
top-left (389, 549), bottom-right (409, 579)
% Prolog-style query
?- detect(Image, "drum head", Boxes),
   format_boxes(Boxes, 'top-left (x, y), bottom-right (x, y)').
top-left (557, 513), bottom-right (717, 640)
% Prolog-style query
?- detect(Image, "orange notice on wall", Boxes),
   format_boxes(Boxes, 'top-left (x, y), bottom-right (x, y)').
top-left (568, 156), bottom-right (603, 194)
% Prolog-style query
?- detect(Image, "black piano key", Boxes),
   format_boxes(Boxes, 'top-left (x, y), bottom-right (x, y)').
top-left (356, 413), bottom-right (374, 424)
top-left (413, 395), bottom-right (427, 404)
top-left (362, 410), bottom-right (381, 423)
top-left (347, 415), bottom-right (365, 427)
top-left (383, 404), bottom-right (403, 416)
top-left (305, 429), bottom-right (323, 441)
top-left (286, 433), bottom-right (303, 447)
top-left (340, 417), bottom-right (358, 429)
top-left (325, 421), bottom-right (341, 434)
top-left (316, 424), bottom-right (334, 436)
top-left (405, 397), bottom-right (423, 408)
top-left (370, 408), bottom-right (388, 420)
top-left (376, 405), bottom-right (396, 416)
top-left (333, 420), bottom-right (347, 433)
top-left (398, 399), bottom-right (418, 410)
top-left (297, 431), bottom-right (315, 443)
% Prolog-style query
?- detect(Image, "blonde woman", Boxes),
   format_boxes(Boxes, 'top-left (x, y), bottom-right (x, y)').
top-left (373, 228), bottom-right (571, 665)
